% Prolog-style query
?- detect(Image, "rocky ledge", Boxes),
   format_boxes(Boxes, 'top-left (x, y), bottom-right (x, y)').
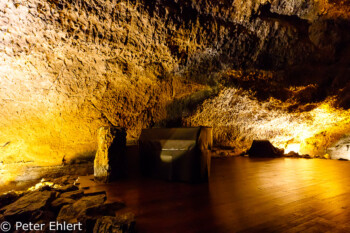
top-left (0, 176), bottom-right (135, 233)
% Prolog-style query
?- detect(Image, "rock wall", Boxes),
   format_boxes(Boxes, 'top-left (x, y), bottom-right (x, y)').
top-left (185, 87), bottom-right (350, 157)
top-left (0, 0), bottom-right (349, 176)
top-left (0, 0), bottom-right (208, 168)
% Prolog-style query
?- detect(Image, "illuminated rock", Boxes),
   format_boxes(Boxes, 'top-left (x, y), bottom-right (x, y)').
top-left (0, 176), bottom-right (134, 231)
top-left (285, 151), bottom-right (300, 157)
top-left (94, 127), bottom-right (127, 183)
top-left (1, 190), bottom-right (56, 219)
top-left (327, 135), bottom-right (350, 160)
top-left (55, 184), bottom-right (79, 193)
top-left (0, 0), bottom-right (349, 177)
top-left (45, 175), bottom-right (79, 186)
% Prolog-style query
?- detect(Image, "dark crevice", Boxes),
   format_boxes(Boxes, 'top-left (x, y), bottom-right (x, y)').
top-left (256, 3), bottom-right (310, 39)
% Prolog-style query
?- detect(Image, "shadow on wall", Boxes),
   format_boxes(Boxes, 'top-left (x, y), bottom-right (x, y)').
top-left (69, 150), bottom-right (96, 165)
top-left (217, 64), bottom-right (350, 113)
top-left (156, 87), bottom-right (219, 128)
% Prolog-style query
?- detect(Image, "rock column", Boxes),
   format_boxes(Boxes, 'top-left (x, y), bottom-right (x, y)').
top-left (94, 127), bottom-right (126, 183)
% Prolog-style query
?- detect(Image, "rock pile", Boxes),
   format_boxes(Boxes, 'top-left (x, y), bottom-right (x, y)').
top-left (0, 176), bottom-right (135, 233)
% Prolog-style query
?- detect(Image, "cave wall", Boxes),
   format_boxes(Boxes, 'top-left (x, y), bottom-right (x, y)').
top-left (0, 0), bottom-right (207, 167)
top-left (0, 0), bottom-right (349, 173)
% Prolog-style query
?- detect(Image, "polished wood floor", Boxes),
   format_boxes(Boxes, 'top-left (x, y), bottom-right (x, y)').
top-left (80, 156), bottom-right (350, 233)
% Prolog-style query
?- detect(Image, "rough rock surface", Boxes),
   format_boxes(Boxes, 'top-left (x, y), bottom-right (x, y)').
top-left (248, 140), bottom-right (284, 158)
top-left (0, 191), bottom-right (24, 209)
top-left (0, 0), bottom-right (349, 176)
top-left (327, 135), bottom-right (350, 160)
top-left (94, 127), bottom-right (126, 183)
top-left (1, 190), bottom-right (56, 219)
top-left (60, 189), bottom-right (84, 199)
top-left (0, 176), bottom-right (134, 233)
top-left (0, 162), bottom-right (94, 185)
top-left (57, 194), bottom-right (107, 222)
top-left (51, 197), bottom-right (76, 210)
top-left (185, 87), bottom-right (350, 157)
top-left (93, 215), bottom-right (136, 233)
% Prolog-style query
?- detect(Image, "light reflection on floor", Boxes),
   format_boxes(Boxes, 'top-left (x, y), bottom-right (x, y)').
top-left (80, 157), bottom-right (350, 232)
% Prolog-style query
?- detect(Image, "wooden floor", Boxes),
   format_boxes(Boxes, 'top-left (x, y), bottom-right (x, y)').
top-left (80, 157), bottom-right (350, 233)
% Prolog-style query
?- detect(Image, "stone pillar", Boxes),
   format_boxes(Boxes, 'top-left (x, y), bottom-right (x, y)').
top-left (198, 127), bottom-right (213, 181)
top-left (94, 127), bottom-right (126, 183)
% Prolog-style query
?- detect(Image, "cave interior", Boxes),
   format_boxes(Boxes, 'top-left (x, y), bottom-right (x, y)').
top-left (1, 0), bottom-right (350, 232)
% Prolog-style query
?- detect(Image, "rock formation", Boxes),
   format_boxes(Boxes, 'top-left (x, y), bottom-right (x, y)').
top-left (0, 176), bottom-right (135, 233)
top-left (0, 0), bottom-right (349, 179)
top-left (94, 127), bottom-right (126, 183)
top-left (248, 140), bottom-right (284, 158)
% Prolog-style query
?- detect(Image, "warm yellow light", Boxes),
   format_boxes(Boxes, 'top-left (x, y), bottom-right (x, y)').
top-left (187, 87), bottom-right (350, 157)
top-left (285, 143), bottom-right (301, 154)
top-left (27, 181), bottom-right (57, 191)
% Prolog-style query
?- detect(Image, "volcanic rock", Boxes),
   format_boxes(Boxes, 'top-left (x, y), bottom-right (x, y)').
top-left (0, 191), bottom-right (24, 209)
top-left (94, 127), bottom-right (127, 183)
top-left (1, 0), bottom-right (350, 181)
top-left (285, 151), bottom-right (300, 157)
top-left (51, 197), bottom-right (76, 211)
top-left (84, 190), bottom-right (107, 196)
top-left (48, 175), bottom-right (79, 186)
top-left (1, 190), bottom-right (56, 219)
top-left (55, 184), bottom-right (79, 193)
top-left (0, 175), bottom-right (134, 232)
top-left (60, 190), bottom-right (84, 199)
top-left (57, 194), bottom-right (107, 222)
top-left (83, 191), bottom-right (107, 196)
top-left (93, 214), bottom-right (136, 233)
top-left (248, 140), bottom-right (284, 158)
top-left (30, 209), bottom-right (56, 223)
top-left (327, 134), bottom-right (350, 160)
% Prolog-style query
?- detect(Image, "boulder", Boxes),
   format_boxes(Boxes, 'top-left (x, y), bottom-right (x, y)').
top-left (248, 140), bottom-right (284, 158)
top-left (93, 214), bottom-right (136, 233)
top-left (285, 151), bottom-right (300, 157)
top-left (57, 194), bottom-right (107, 222)
top-left (84, 190), bottom-right (107, 197)
top-left (0, 174), bottom-right (134, 232)
top-left (60, 190), bottom-right (84, 199)
top-left (53, 175), bottom-right (78, 185)
top-left (54, 184), bottom-right (79, 193)
top-left (1, 191), bottom-right (56, 220)
top-left (51, 197), bottom-right (76, 211)
top-left (94, 127), bottom-right (126, 183)
top-left (0, 191), bottom-right (24, 209)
